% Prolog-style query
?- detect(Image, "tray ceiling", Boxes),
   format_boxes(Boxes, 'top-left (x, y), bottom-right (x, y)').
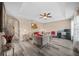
top-left (4, 2), bottom-right (79, 23)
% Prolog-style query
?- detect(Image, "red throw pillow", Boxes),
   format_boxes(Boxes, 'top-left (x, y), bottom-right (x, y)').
top-left (3, 35), bottom-right (13, 41)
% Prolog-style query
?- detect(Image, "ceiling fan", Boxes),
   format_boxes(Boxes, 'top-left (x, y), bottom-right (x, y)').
top-left (40, 12), bottom-right (52, 19)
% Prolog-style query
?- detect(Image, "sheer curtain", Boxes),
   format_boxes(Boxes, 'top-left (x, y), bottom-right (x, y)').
top-left (74, 16), bottom-right (79, 42)
top-left (71, 18), bottom-right (74, 41)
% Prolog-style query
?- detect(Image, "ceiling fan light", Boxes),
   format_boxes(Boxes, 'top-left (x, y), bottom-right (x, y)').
top-left (43, 16), bottom-right (47, 19)
top-left (32, 24), bottom-right (34, 26)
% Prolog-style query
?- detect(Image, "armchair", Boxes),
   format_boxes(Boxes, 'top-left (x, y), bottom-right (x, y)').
top-left (51, 31), bottom-right (56, 38)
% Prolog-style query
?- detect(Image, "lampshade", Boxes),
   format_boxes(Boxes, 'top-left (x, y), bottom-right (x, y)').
top-left (31, 23), bottom-right (38, 29)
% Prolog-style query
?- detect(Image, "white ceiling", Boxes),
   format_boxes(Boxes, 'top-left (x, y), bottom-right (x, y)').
top-left (4, 2), bottom-right (79, 23)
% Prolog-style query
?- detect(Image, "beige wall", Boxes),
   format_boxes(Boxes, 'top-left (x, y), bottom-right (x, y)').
top-left (44, 20), bottom-right (71, 32)
top-left (18, 18), bottom-right (45, 41)
top-left (16, 19), bottom-right (71, 41)
top-left (4, 14), bottom-right (71, 41)
top-left (3, 14), bottom-right (20, 41)
top-left (4, 15), bottom-right (44, 41)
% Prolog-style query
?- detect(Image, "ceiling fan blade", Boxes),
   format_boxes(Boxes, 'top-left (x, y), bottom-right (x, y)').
top-left (40, 16), bottom-right (43, 18)
top-left (48, 16), bottom-right (52, 18)
top-left (40, 14), bottom-right (44, 16)
top-left (47, 13), bottom-right (50, 15)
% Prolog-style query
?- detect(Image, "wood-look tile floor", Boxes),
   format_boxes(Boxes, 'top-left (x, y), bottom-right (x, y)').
top-left (0, 38), bottom-right (74, 56)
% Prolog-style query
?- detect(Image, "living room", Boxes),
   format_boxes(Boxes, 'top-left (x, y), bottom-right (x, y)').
top-left (0, 2), bottom-right (79, 56)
